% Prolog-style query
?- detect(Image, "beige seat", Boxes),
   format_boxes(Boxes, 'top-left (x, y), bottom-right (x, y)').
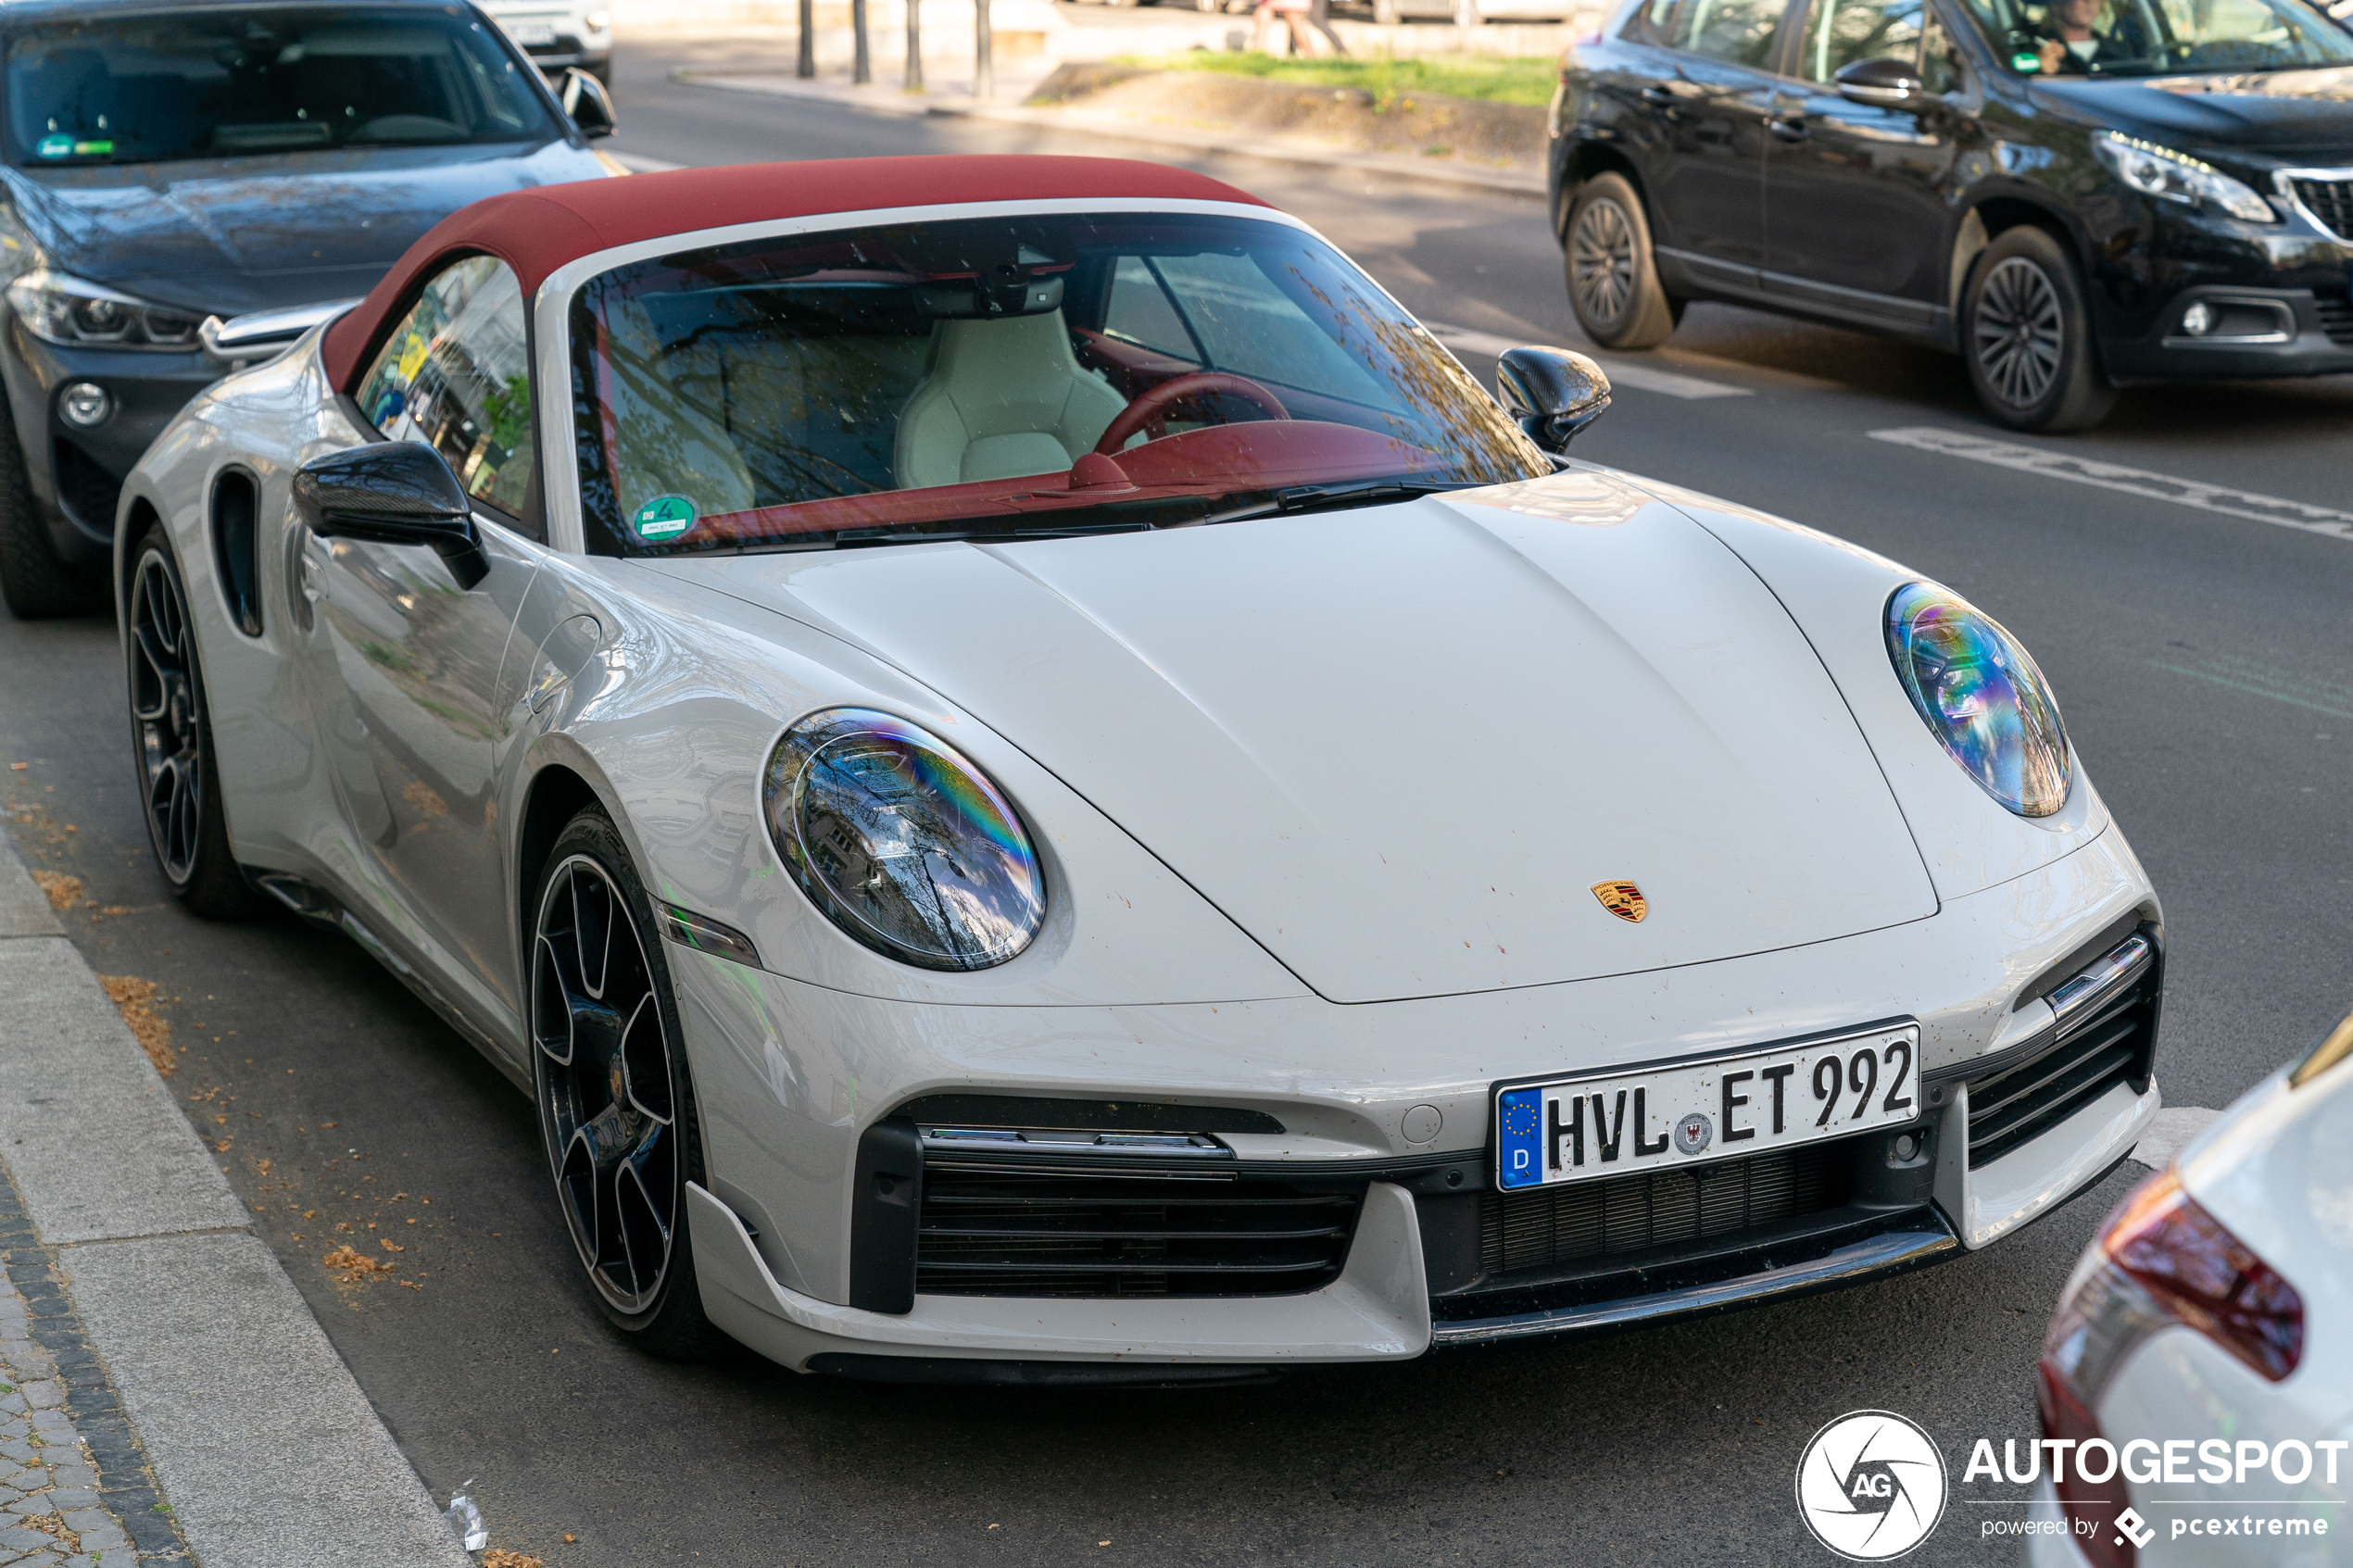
top-left (893, 311), bottom-right (1127, 489)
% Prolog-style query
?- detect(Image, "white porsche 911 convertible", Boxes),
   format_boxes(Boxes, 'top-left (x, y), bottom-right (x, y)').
top-left (116, 156), bottom-right (2165, 1382)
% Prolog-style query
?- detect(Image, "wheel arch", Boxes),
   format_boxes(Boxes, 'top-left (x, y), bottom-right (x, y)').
top-left (1949, 194), bottom-right (2084, 319)
top-left (117, 493), bottom-right (164, 624)
top-left (1554, 142), bottom-right (1645, 242)
top-left (515, 759), bottom-right (609, 936)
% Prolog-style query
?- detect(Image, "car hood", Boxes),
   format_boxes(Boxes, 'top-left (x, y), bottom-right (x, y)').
top-left (0, 139), bottom-right (608, 318)
top-left (677, 470), bottom-right (1941, 1004)
top-left (2029, 69), bottom-right (2353, 153)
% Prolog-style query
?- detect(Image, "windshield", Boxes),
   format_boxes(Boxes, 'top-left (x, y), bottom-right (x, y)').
top-left (5, 8), bottom-right (552, 167)
top-left (1957, 0), bottom-right (2353, 76)
top-left (567, 212), bottom-right (1549, 556)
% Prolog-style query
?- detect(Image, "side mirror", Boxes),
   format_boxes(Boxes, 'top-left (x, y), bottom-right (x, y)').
top-left (560, 67), bottom-right (617, 139)
top-left (1496, 346), bottom-right (1612, 453)
top-left (1834, 56), bottom-right (1925, 107)
top-left (294, 442), bottom-right (490, 590)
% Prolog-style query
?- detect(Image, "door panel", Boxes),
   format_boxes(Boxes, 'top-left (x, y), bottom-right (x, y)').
top-left (1762, 0), bottom-right (1966, 325)
top-left (1641, 0), bottom-right (1793, 282)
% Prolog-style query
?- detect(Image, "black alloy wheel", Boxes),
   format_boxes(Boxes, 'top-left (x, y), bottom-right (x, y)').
top-left (1564, 171), bottom-right (1680, 352)
top-left (1962, 226), bottom-right (2117, 433)
top-left (126, 532), bottom-right (255, 918)
top-left (531, 809), bottom-right (727, 1359)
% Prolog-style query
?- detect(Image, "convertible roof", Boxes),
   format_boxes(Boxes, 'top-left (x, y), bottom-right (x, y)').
top-left (318, 155), bottom-right (1271, 387)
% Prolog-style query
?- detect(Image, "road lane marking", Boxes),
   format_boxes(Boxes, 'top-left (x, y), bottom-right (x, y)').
top-left (606, 151), bottom-right (687, 171)
top-left (1422, 322), bottom-right (1751, 400)
top-left (2151, 649), bottom-right (2353, 720)
top-left (1870, 426), bottom-right (2353, 543)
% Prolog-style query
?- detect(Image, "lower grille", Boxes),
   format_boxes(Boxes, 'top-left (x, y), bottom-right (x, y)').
top-left (1966, 946), bottom-right (2158, 1169)
top-left (1478, 1141), bottom-right (1852, 1277)
top-left (2291, 176), bottom-right (2353, 243)
top-left (915, 1170), bottom-right (1359, 1298)
top-left (2316, 289), bottom-right (2353, 348)
top-left (53, 441), bottom-right (121, 533)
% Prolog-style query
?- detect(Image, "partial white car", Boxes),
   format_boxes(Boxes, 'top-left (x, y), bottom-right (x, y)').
top-left (112, 156), bottom-right (2163, 1383)
top-left (2030, 1010), bottom-right (2353, 1565)
top-left (483, 0), bottom-right (611, 82)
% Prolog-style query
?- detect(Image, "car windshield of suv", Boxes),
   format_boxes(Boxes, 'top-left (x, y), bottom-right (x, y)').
top-left (569, 212), bottom-right (1550, 556)
top-left (5, 8), bottom-right (550, 166)
top-left (1958, 0), bottom-right (2353, 76)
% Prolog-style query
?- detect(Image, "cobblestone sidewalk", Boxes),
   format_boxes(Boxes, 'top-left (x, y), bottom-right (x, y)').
top-left (0, 1186), bottom-right (185, 1566)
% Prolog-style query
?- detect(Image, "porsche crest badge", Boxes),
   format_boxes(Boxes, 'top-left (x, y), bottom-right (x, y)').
top-left (1591, 880), bottom-right (1648, 923)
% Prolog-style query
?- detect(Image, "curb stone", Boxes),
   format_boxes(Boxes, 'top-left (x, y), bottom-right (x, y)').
top-left (0, 828), bottom-right (471, 1568)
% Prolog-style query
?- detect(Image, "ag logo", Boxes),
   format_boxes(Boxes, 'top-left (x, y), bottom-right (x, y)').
top-left (1794, 1410), bottom-right (1946, 1561)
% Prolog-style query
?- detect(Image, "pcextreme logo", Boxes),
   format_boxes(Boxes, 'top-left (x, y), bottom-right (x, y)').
top-left (1794, 1411), bottom-right (1948, 1562)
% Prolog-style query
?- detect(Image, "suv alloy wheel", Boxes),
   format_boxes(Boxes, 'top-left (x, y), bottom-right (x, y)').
top-left (1961, 226), bottom-right (2117, 433)
top-left (1565, 172), bottom-right (1681, 351)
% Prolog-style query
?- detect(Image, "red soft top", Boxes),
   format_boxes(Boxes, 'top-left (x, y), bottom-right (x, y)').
top-left (318, 155), bottom-right (1270, 388)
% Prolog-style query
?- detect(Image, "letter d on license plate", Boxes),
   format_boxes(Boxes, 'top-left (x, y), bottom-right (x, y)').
top-left (1494, 1022), bottom-right (1921, 1190)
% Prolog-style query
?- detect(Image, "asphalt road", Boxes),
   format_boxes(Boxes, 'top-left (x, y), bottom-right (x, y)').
top-left (3, 44), bottom-right (2349, 1568)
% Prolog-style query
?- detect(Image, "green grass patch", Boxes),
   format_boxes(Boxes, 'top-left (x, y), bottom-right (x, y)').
top-left (1118, 51), bottom-right (1558, 108)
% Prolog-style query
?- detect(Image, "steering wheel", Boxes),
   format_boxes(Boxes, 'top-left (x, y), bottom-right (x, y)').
top-left (1093, 372), bottom-right (1289, 457)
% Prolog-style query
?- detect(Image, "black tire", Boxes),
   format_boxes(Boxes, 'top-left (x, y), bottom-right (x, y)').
top-left (0, 386), bottom-right (94, 620)
top-left (530, 809), bottom-right (731, 1361)
top-left (1961, 226), bottom-right (2117, 433)
top-left (126, 528), bottom-right (259, 919)
top-left (1564, 171), bottom-right (1679, 351)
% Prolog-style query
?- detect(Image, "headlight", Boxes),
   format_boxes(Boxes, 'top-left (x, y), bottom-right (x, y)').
top-left (1886, 583), bottom-right (2071, 818)
top-left (2092, 132), bottom-right (2275, 224)
top-left (585, 9), bottom-right (612, 30)
top-left (6, 270), bottom-right (205, 350)
top-left (763, 709), bottom-right (1045, 971)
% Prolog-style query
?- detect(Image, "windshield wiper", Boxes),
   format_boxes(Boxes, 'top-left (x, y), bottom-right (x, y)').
top-left (1205, 479), bottom-right (1476, 525)
top-left (792, 520), bottom-right (1157, 551)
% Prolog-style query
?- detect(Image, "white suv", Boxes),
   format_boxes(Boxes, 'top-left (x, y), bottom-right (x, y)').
top-left (483, 0), bottom-right (611, 83)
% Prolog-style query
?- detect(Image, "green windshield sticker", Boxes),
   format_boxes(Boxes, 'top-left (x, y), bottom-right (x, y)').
top-left (2011, 52), bottom-right (2042, 71)
top-left (74, 140), bottom-right (113, 156)
top-left (633, 495), bottom-right (697, 542)
top-left (35, 134), bottom-right (71, 158)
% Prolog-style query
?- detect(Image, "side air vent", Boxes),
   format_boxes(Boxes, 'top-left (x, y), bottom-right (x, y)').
top-left (211, 470), bottom-right (262, 635)
top-left (1964, 929), bottom-right (2159, 1169)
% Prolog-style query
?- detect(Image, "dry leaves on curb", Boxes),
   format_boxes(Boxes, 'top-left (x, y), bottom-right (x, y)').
top-left (95, 974), bottom-right (174, 1077)
top-left (323, 1245), bottom-right (396, 1285)
top-left (30, 870), bottom-right (80, 909)
top-left (481, 1551), bottom-right (542, 1568)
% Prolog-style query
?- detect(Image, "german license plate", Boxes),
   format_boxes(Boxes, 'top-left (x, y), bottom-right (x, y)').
top-left (1494, 1022), bottom-right (1921, 1191)
top-left (507, 19), bottom-right (558, 43)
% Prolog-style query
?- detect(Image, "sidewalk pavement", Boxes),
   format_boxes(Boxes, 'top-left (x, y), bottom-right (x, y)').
top-left (673, 67), bottom-right (1550, 197)
top-left (0, 839), bottom-right (469, 1565)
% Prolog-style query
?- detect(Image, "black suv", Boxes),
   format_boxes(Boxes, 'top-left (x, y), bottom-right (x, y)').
top-left (1548, 0), bottom-right (2353, 429)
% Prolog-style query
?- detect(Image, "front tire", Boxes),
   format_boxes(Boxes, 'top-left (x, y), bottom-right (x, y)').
top-left (1564, 171), bottom-right (1679, 351)
top-left (530, 809), bottom-right (729, 1361)
top-left (0, 387), bottom-right (94, 620)
top-left (126, 530), bottom-right (258, 919)
top-left (1961, 226), bottom-right (2116, 433)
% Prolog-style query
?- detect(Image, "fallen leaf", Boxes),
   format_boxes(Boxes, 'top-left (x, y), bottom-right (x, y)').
top-left (29, 871), bottom-right (80, 909)
top-left (95, 974), bottom-right (173, 1077)
top-left (322, 1245), bottom-right (395, 1284)
top-left (379, 1239), bottom-right (405, 1252)
top-left (214, 1140), bottom-right (233, 1153)
top-left (481, 1551), bottom-right (539, 1568)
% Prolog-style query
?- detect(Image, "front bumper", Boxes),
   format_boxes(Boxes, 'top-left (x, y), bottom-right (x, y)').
top-left (674, 826), bottom-right (2159, 1374)
top-left (1, 320), bottom-right (220, 564)
top-left (2100, 283), bottom-right (2353, 383)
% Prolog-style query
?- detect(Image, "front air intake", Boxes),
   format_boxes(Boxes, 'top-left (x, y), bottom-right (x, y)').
top-left (1963, 928), bottom-right (2160, 1169)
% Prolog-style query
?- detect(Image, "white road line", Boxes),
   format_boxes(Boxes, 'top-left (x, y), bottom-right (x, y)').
top-left (606, 150), bottom-right (687, 172)
top-left (1870, 427), bottom-right (2353, 543)
top-left (2128, 1106), bottom-right (2221, 1171)
top-left (1422, 322), bottom-right (1751, 401)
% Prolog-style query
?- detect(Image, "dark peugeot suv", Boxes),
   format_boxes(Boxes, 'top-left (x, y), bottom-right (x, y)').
top-left (0, 0), bottom-right (617, 617)
top-left (1548, 0), bottom-right (2353, 429)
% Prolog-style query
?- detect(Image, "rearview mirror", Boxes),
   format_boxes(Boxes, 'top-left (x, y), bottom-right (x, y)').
top-left (294, 442), bottom-right (489, 590)
top-left (560, 68), bottom-right (617, 139)
top-left (1495, 346), bottom-right (1612, 453)
top-left (1834, 57), bottom-right (1925, 107)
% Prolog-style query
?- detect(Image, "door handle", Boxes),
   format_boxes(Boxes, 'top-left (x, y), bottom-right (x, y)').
top-left (1769, 115), bottom-right (1808, 143)
top-left (1640, 85), bottom-right (1676, 107)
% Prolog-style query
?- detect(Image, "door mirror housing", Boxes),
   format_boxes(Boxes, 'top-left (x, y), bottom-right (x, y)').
top-left (1834, 57), bottom-right (1925, 107)
top-left (1495, 346), bottom-right (1612, 453)
top-left (560, 67), bottom-right (617, 139)
top-left (294, 442), bottom-right (489, 589)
